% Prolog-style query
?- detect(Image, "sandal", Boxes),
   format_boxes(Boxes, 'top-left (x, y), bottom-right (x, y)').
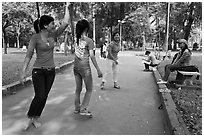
top-left (24, 118), bottom-right (33, 131)
top-left (32, 118), bottom-right (42, 128)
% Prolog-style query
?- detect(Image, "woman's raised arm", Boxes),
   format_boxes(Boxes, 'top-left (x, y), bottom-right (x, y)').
top-left (54, 2), bottom-right (70, 37)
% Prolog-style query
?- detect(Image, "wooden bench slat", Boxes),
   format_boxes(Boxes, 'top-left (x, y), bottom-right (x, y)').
top-left (178, 71), bottom-right (200, 76)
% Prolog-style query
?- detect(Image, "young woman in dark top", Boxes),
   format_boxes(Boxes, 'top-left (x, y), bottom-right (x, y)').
top-left (21, 3), bottom-right (70, 130)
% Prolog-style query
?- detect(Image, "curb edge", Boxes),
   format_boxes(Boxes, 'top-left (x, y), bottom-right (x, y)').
top-left (2, 60), bottom-right (74, 97)
top-left (153, 69), bottom-right (190, 135)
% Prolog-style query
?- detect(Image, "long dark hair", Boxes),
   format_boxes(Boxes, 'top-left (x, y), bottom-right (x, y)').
top-left (34, 15), bottom-right (54, 33)
top-left (75, 19), bottom-right (90, 45)
top-left (181, 43), bottom-right (191, 56)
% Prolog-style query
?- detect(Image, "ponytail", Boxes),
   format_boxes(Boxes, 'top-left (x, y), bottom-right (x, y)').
top-left (34, 19), bottom-right (40, 33)
top-left (76, 29), bottom-right (83, 46)
top-left (75, 19), bottom-right (90, 45)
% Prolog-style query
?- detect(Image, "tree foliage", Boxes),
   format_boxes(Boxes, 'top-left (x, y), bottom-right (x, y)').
top-left (2, 2), bottom-right (202, 53)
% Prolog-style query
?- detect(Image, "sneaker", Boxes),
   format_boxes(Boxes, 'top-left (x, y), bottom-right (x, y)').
top-left (80, 109), bottom-right (93, 118)
top-left (152, 67), bottom-right (157, 71)
top-left (74, 106), bottom-right (81, 114)
top-left (100, 82), bottom-right (105, 89)
top-left (157, 80), bottom-right (168, 84)
top-left (114, 82), bottom-right (120, 89)
top-left (74, 109), bottom-right (80, 114)
top-left (32, 118), bottom-right (42, 128)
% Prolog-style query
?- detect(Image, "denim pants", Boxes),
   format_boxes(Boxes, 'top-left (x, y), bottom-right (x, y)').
top-left (102, 59), bottom-right (118, 83)
top-left (73, 67), bottom-right (93, 111)
top-left (27, 68), bottom-right (55, 118)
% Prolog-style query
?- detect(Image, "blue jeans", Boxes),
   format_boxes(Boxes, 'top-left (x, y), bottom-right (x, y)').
top-left (27, 68), bottom-right (55, 118)
top-left (73, 67), bottom-right (93, 111)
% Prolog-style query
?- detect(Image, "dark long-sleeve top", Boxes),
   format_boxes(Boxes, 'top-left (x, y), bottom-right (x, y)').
top-left (172, 49), bottom-right (192, 66)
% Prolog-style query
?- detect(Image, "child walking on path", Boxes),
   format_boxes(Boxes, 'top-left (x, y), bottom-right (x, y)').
top-left (73, 19), bottom-right (103, 117)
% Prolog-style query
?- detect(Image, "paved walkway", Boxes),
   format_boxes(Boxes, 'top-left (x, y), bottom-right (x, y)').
top-left (2, 50), bottom-right (167, 135)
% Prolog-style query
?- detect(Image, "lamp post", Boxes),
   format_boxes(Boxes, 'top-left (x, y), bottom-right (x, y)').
top-left (92, 3), bottom-right (96, 55)
top-left (118, 20), bottom-right (125, 51)
top-left (165, 2), bottom-right (170, 51)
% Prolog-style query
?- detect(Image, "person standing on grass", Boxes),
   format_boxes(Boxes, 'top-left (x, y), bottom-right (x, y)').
top-left (20, 3), bottom-right (70, 130)
top-left (73, 19), bottom-right (103, 117)
top-left (100, 31), bottom-right (121, 90)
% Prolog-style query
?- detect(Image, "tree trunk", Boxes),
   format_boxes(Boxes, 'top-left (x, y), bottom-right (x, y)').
top-left (17, 34), bottom-right (20, 49)
top-left (165, 2), bottom-right (170, 51)
top-left (168, 39), bottom-right (172, 50)
top-left (69, 3), bottom-right (75, 54)
top-left (64, 33), bottom-right (68, 56)
top-left (36, 2), bottom-right (40, 18)
top-left (173, 30), bottom-right (177, 51)
top-left (3, 19), bottom-right (11, 54)
top-left (3, 30), bottom-right (7, 54)
top-left (120, 2), bottom-right (125, 20)
top-left (142, 34), bottom-right (146, 51)
top-left (184, 2), bottom-right (195, 40)
top-left (16, 24), bottom-right (21, 49)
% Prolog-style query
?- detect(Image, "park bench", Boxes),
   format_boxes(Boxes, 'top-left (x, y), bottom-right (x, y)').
top-left (174, 65), bottom-right (200, 88)
top-left (177, 71), bottom-right (200, 85)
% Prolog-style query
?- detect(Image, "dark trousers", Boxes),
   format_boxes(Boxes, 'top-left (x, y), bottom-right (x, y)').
top-left (27, 68), bottom-right (55, 118)
top-left (163, 64), bottom-right (181, 81)
top-left (100, 46), bottom-right (103, 57)
top-left (144, 63), bottom-right (158, 70)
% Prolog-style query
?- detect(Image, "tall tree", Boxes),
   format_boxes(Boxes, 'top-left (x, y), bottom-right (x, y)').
top-left (2, 2), bottom-right (35, 53)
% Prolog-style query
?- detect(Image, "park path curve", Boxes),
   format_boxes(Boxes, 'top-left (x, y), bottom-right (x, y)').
top-left (2, 51), bottom-right (167, 135)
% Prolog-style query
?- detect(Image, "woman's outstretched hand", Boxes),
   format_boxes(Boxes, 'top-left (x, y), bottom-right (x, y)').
top-left (64, 2), bottom-right (70, 24)
top-left (20, 71), bottom-right (26, 85)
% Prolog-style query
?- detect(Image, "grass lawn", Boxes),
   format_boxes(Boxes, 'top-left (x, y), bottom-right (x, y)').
top-left (2, 51), bottom-right (74, 86)
top-left (157, 52), bottom-right (202, 135)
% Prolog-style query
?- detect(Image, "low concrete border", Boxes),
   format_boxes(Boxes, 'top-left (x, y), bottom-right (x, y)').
top-left (2, 60), bottom-right (74, 97)
top-left (152, 69), bottom-right (190, 135)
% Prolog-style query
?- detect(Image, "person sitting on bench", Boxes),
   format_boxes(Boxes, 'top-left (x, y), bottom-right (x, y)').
top-left (142, 51), bottom-right (160, 71)
top-left (157, 39), bottom-right (192, 84)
